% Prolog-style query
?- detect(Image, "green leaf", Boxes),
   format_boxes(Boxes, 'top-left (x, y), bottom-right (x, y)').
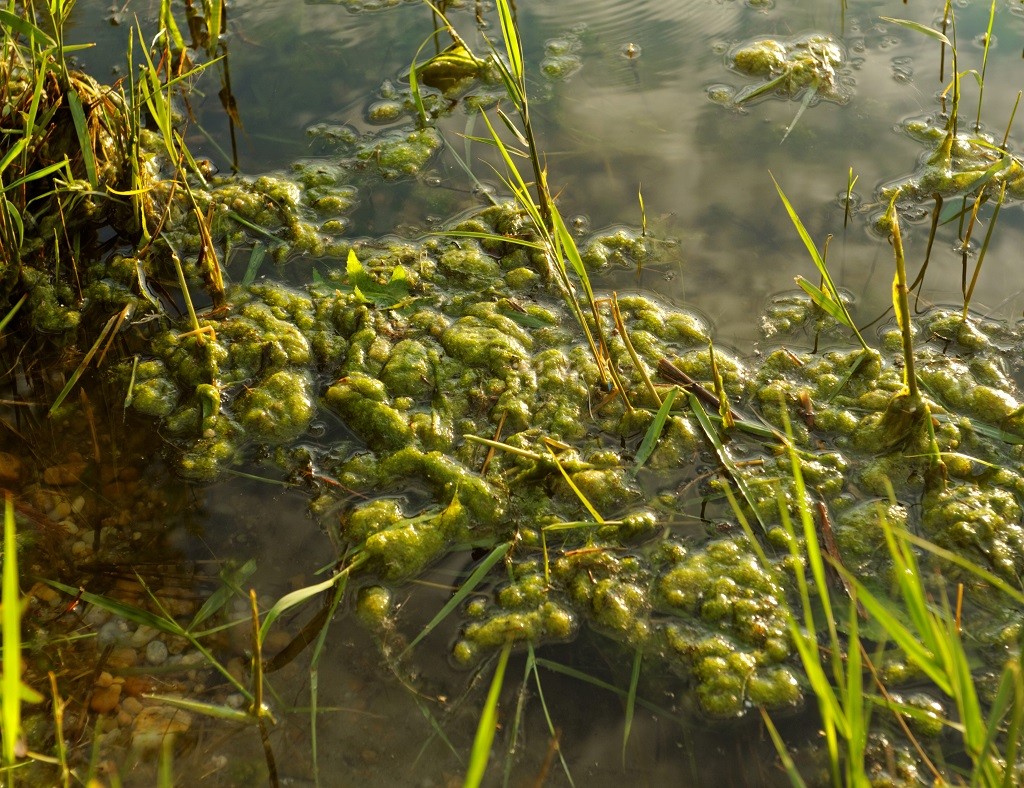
top-left (67, 89), bottom-right (99, 189)
top-left (144, 693), bottom-right (255, 724)
top-left (795, 276), bottom-right (853, 330)
top-left (188, 559), bottom-right (258, 632)
top-left (258, 569), bottom-right (350, 643)
top-left (345, 249), bottom-right (411, 308)
top-left (464, 644), bottom-right (512, 788)
top-left (402, 542), bottom-right (510, 657)
top-left (3, 495), bottom-right (22, 766)
top-left (495, 0), bottom-right (523, 84)
top-left (772, 174), bottom-right (869, 351)
top-left (622, 648), bottom-right (642, 766)
top-left (634, 386), bottom-right (679, 467)
top-left (0, 10), bottom-right (57, 49)
top-left (879, 17), bottom-right (952, 47)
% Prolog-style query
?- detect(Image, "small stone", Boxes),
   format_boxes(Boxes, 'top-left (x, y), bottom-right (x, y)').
top-left (263, 629), bottom-right (293, 654)
top-left (51, 499), bottom-right (72, 521)
top-left (121, 696), bottom-right (143, 716)
top-left (157, 588), bottom-right (196, 617)
top-left (130, 625), bottom-right (158, 648)
top-left (95, 671), bottom-right (115, 689)
top-left (71, 495), bottom-right (86, 514)
top-left (225, 693), bottom-right (245, 709)
top-left (131, 706), bottom-right (193, 750)
top-left (145, 639), bottom-right (169, 666)
top-left (28, 583), bottom-right (61, 606)
top-left (90, 683), bottom-right (122, 714)
top-left (107, 647), bottom-right (139, 669)
top-left (0, 451), bottom-right (21, 482)
top-left (122, 676), bottom-right (154, 697)
top-left (82, 605), bottom-right (111, 627)
top-left (43, 459), bottom-right (88, 486)
top-left (98, 619), bottom-right (130, 647)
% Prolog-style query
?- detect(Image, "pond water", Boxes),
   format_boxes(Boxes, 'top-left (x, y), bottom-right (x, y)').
top-left (44, 0), bottom-right (1024, 784)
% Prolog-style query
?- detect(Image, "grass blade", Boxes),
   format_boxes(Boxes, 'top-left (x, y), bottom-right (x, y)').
top-left (464, 643), bottom-right (512, 788)
top-left (880, 17), bottom-right (952, 47)
top-left (687, 393), bottom-right (770, 533)
top-left (66, 89), bottom-right (98, 189)
top-left (258, 565), bottom-right (357, 643)
top-left (546, 445), bottom-right (604, 523)
top-left (760, 708), bottom-right (807, 787)
top-left (2, 494), bottom-right (21, 768)
top-left (48, 310), bottom-right (121, 416)
top-left (494, 0), bottom-right (523, 84)
top-left (794, 276), bottom-right (854, 331)
top-left (622, 647), bottom-right (642, 766)
top-left (634, 387), bottom-right (679, 468)
top-left (402, 542), bottom-right (511, 657)
top-left (771, 174), bottom-right (869, 351)
top-left (144, 694), bottom-right (255, 725)
top-left (0, 294), bottom-right (28, 335)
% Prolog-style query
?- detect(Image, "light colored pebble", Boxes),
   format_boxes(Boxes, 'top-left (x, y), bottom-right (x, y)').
top-left (51, 500), bottom-right (72, 521)
top-left (131, 706), bottom-right (193, 751)
top-left (145, 639), bottom-right (168, 666)
top-left (0, 451), bottom-right (22, 482)
top-left (98, 619), bottom-right (130, 647)
top-left (121, 697), bottom-right (143, 715)
top-left (130, 625), bottom-right (158, 648)
top-left (90, 683), bottom-right (122, 714)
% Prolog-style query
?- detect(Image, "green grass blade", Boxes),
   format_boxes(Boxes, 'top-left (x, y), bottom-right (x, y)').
top-left (241, 243), bottom-right (267, 287)
top-left (546, 445), bottom-right (604, 523)
top-left (634, 387), bottom-right (678, 467)
top-left (438, 231), bottom-right (544, 250)
top-left (310, 575), bottom-right (348, 787)
top-left (402, 542), bottom-right (510, 657)
top-left (0, 139), bottom-right (29, 180)
top-left (464, 643), bottom-right (512, 788)
top-left (0, 294), bottom-right (27, 335)
top-left (845, 575), bottom-right (952, 696)
top-left (188, 559), bottom-right (258, 632)
top-left (66, 89), bottom-right (98, 189)
top-left (781, 81), bottom-right (818, 144)
top-left (2, 494), bottom-right (21, 768)
top-left (771, 174), bottom-right (869, 351)
top-left (794, 276), bottom-right (854, 331)
top-left (258, 566), bottom-right (356, 643)
top-left (527, 646), bottom-right (575, 787)
top-left (760, 708), bottom-right (807, 788)
top-left (687, 393), bottom-right (770, 533)
top-left (494, 0), bottom-right (523, 84)
top-left (47, 310), bottom-right (120, 416)
top-left (880, 17), bottom-right (952, 47)
top-left (0, 10), bottom-right (57, 49)
top-left (145, 693), bottom-right (255, 724)
top-left (622, 647), bottom-right (642, 766)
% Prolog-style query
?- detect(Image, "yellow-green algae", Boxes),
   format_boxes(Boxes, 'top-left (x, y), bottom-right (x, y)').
top-left (112, 185), bottom-right (1024, 723)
